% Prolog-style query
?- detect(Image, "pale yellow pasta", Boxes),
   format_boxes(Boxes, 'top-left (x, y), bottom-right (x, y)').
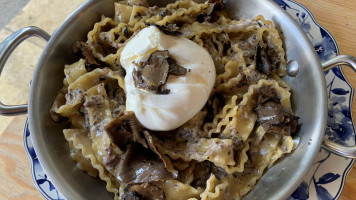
top-left (85, 83), bottom-right (124, 171)
top-left (51, 0), bottom-right (298, 199)
top-left (155, 138), bottom-right (236, 170)
top-left (64, 59), bottom-right (87, 85)
top-left (66, 129), bottom-right (98, 177)
top-left (160, 180), bottom-right (203, 200)
top-left (200, 174), bottom-right (228, 200)
top-left (206, 79), bottom-right (291, 140)
top-left (64, 129), bottom-right (120, 200)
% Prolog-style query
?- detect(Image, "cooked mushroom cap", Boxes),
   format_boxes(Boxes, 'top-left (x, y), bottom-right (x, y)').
top-left (143, 131), bottom-right (178, 177)
top-left (133, 50), bottom-right (170, 91)
top-left (133, 50), bottom-right (187, 94)
top-left (116, 143), bottom-right (175, 184)
top-left (105, 111), bottom-right (147, 150)
top-left (256, 86), bottom-right (299, 136)
top-left (141, 50), bottom-right (170, 87)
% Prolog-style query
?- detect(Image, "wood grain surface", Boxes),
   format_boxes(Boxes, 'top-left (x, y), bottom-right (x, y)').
top-left (0, 0), bottom-right (355, 199)
top-left (0, 115), bottom-right (42, 199)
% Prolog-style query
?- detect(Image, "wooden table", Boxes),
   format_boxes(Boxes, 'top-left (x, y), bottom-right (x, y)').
top-left (0, 0), bottom-right (355, 199)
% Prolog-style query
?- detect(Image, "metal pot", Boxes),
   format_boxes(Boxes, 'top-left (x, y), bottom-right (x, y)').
top-left (0, 0), bottom-right (355, 199)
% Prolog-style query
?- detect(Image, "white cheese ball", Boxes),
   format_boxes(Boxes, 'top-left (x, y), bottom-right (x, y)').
top-left (120, 26), bottom-right (216, 131)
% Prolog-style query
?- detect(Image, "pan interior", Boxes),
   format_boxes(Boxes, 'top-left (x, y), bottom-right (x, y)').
top-left (29, 0), bottom-right (326, 199)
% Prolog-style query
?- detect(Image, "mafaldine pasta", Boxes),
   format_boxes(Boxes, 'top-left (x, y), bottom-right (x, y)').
top-left (50, 0), bottom-right (299, 199)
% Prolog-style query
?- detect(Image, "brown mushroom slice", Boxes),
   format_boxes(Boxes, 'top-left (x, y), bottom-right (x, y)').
top-left (197, 0), bottom-right (224, 23)
top-left (255, 44), bottom-right (273, 75)
top-left (255, 86), bottom-right (299, 136)
top-left (189, 161), bottom-right (228, 188)
top-left (167, 57), bottom-right (187, 76)
top-left (256, 98), bottom-right (299, 136)
top-left (133, 50), bottom-right (170, 91)
top-left (122, 183), bottom-right (165, 200)
top-left (104, 111), bottom-right (147, 149)
top-left (71, 41), bottom-right (101, 70)
top-left (143, 131), bottom-right (178, 178)
top-left (105, 113), bottom-right (178, 178)
top-left (133, 50), bottom-right (187, 94)
top-left (141, 50), bottom-right (170, 87)
top-left (116, 143), bottom-right (175, 184)
top-left (81, 42), bottom-right (100, 66)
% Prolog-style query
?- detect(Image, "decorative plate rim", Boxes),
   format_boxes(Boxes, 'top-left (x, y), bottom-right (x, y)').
top-left (337, 159), bottom-right (355, 198)
top-left (281, 0), bottom-right (355, 199)
top-left (286, 0), bottom-right (356, 111)
top-left (23, 118), bottom-right (56, 200)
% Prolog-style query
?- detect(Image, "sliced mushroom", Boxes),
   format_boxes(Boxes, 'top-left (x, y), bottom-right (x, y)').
top-left (104, 111), bottom-right (147, 149)
top-left (143, 131), bottom-right (178, 178)
top-left (134, 50), bottom-right (170, 89)
top-left (116, 143), bottom-right (175, 184)
top-left (255, 86), bottom-right (299, 136)
top-left (190, 161), bottom-right (228, 188)
top-left (122, 183), bottom-right (165, 200)
top-left (133, 50), bottom-right (187, 94)
top-left (107, 80), bottom-right (126, 100)
top-left (167, 57), bottom-right (187, 76)
top-left (256, 85), bottom-right (278, 103)
top-left (197, 0), bottom-right (224, 23)
top-left (204, 95), bottom-right (223, 124)
top-left (255, 43), bottom-right (282, 75)
top-left (71, 41), bottom-right (101, 71)
top-left (190, 162), bottom-right (212, 188)
top-left (255, 44), bottom-right (273, 75)
top-left (105, 112), bottom-right (178, 180)
top-left (256, 99), bottom-right (299, 136)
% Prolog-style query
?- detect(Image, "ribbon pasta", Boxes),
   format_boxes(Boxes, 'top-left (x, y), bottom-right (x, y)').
top-left (51, 0), bottom-right (297, 199)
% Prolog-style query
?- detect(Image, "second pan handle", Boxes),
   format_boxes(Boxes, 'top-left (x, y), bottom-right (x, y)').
top-left (321, 55), bottom-right (356, 158)
top-left (0, 26), bottom-right (50, 116)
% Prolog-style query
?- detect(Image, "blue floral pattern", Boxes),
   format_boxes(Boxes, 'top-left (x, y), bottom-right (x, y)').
top-left (275, 0), bottom-right (356, 199)
top-left (23, 120), bottom-right (65, 200)
top-left (24, 1), bottom-right (355, 199)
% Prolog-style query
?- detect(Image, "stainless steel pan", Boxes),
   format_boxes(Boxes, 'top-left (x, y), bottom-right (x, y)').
top-left (1, 0), bottom-right (356, 199)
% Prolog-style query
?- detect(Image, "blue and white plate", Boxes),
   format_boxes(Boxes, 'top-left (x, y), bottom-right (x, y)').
top-left (23, 0), bottom-right (355, 199)
top-left (277, 0), bottom-right (356, 199)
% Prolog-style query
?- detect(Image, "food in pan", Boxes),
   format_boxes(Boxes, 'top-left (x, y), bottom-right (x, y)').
top-left (50, 0), bottom-right (299, 199)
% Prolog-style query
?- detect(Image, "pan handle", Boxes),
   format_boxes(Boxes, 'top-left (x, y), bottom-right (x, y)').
top-left (322, 55), bottom-right (356, 158)
top-left (0, 27), bottom-right (50, 116)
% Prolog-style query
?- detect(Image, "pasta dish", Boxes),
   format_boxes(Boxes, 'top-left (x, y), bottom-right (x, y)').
top-left (50, 0), bottom-right (299, 199)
